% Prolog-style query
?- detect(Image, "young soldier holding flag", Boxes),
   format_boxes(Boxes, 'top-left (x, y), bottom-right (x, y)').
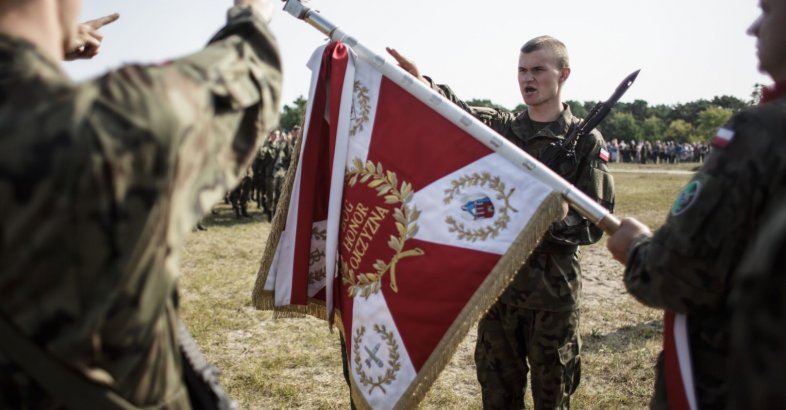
top-left (388, 35), bottom-right (615, 409)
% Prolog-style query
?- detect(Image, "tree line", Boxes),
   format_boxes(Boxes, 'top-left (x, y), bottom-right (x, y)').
top-left (279, 86), bottom-right (763, 144)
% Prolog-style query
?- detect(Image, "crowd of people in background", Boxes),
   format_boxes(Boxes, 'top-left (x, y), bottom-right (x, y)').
top-left (221, 131), bottom-right (712, 231)
top-left (196, 126), bottom-right (299, 231)
top-left (228, 126), bottom-right (300, 221)
top-left (606, 138), bottom-right (709, 164)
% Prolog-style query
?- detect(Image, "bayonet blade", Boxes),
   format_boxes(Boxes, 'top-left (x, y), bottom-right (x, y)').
top-left (608, 69), bottom-right (641, 105)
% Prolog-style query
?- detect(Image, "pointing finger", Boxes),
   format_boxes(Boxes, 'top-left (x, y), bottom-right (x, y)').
top-left (87, 13), bottom-right (120, 29)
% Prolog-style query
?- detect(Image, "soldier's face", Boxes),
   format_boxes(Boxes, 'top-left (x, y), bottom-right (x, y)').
top-left (517, 49), bottom-right (569, 107)
top-left (748, 0), bottom-right (786, 81)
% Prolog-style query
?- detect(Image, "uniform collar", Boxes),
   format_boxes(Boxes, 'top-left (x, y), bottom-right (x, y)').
top-left (513, 103), bottom-right (574, 142)
top-left (760, 82), bottom-right (786, 105)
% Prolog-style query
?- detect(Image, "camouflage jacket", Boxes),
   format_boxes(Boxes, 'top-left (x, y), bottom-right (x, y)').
top-left (624, 96), bottom-right (786, 408)
top-left (0, 7), bottom-right (281, 409)
top-left (729, 199), bottom-right (786, 409)
top-left (431, 82), bottom-right (615, 311)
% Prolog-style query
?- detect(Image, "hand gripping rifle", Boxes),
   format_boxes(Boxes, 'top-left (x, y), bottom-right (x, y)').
top-left (540, 70), bottom-right (641, 171)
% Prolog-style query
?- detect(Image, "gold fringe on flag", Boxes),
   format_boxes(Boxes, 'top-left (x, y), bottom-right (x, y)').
top-left (250, 131), bottom-right (299, 310)
top-left (251, 129), bottom-right (326, 317)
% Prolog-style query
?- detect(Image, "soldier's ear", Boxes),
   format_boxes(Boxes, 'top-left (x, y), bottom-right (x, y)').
top-left (559, 67), bottom-right (571, 83)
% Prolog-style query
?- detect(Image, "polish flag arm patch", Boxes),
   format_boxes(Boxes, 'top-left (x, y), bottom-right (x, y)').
top-left (711, 127), bottom-right (735, 148)
top-left (599, 147), bottom-right (610, 162)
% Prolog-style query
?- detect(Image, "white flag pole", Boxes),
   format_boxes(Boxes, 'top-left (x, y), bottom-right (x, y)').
top-left (281, 0), bottom-right (620, 234)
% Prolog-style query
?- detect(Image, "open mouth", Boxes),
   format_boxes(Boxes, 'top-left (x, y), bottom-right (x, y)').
top-left (524, 86), bottom-right (537, 94)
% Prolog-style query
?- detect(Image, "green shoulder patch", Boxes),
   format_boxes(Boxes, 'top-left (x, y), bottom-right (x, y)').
top-left (671, 180), bottom-right (702, 216)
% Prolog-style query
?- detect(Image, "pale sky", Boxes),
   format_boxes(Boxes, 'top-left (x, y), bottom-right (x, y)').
top-left (68, 0), bottom-right (770, 110)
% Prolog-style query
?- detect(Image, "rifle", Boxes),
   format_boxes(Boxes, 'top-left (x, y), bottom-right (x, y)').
top-left (540, 69), bottom-right (640, 171)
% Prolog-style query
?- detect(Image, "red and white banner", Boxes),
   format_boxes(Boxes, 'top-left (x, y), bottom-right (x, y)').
top-left (253, 41), bottom-right (351, 317)
top-left (663, 311), bottom-right (698, 410)
top-left (254, 41), bottom-right (564, 409)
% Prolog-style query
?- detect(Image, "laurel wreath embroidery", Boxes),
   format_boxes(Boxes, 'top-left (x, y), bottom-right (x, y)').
top-left (350, 81), bottom-right (371, 136)
top-left (353, 324), bottom-right (402, 395)
top-left (443, 172), bottom-right (519, 242)
top-left (341, 159), bottom-right (424, 298)
top-left (308, 228), bottom-right (328, 285)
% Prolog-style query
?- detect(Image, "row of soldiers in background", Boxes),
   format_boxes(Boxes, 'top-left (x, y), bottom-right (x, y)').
top-left (606, 138), bottom-right (709, 164)
top-left (229, 126), bottom-right (300, 220)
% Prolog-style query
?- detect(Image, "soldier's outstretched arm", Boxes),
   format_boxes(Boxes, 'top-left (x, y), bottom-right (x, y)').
top-left (79, 0), bottom-right (282, 236)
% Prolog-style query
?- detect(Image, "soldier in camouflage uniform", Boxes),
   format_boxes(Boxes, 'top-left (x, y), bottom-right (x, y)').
top-left (251, 146), bottom-right (267, 210)
top-left (607, 1), bottom-right (786, 407)
top-left (271, 129), bottom-right (294, 215)
top-left (260, 130), bottom-right (281, 221)
top-left (730, 1), bottom-right (786, 408)
top-left (261, 128), bottom-right (294, 221)
top-left (389, 36), bottom-right (615, 409)
top-left (729, 200), bottom-right (786, 409)
top-left (230, 167), bottom-right (254, 218)
top-left (0, 0), bottom-right (281, 408)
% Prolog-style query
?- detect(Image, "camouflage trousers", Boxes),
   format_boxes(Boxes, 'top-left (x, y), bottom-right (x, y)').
top-left (230, 176), bottom-right (252, 218)
top-left (475, 303), bottom-right (581, 410)
top-left (263, 173), bottom-right (285, 219)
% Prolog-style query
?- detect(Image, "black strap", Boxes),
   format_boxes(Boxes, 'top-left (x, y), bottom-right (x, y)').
top-left (0, 312), bottom-right (139, 410)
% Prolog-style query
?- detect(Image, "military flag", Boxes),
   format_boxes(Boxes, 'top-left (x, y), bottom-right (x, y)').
top-left (253, 37), bottom-right (570, 407)
top-left (252, 41), bottom-right (351, 317)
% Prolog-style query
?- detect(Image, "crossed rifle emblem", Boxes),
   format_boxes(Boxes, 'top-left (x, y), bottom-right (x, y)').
top-left (364, 343), bottom-right (384, 368)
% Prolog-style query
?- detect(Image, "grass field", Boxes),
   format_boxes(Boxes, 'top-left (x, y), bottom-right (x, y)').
top-left (178, 163), bottom-right (694, 409)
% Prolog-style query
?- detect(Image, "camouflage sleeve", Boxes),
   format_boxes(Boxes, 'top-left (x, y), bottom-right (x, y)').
top-left (424, 76), bottom-right (517, 130)
top-left (548, 129), bottom-right (615, 246)
top-left (623, 109), bottom-right (782, 312)
top-left (82, 6), bottom-right (281, 236)
top-left (729, 203), bottom-right (786, 408)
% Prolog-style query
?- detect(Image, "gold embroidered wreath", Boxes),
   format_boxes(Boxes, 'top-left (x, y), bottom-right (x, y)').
top-left (353, 324), bottom-right (402, 394)
top-left (443, 171), bottom-right (519, 242)
top-left (341, 159), bottom-right (424, 298)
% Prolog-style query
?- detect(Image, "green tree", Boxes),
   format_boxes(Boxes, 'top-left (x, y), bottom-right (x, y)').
top-left (750, 83), bottom-right (765, 105)
top-left (664, 119), bottom-right (694, 143)
top-left (630, 99), bottom-right (651, 121)
top-left (566, 100), bottom-right (587, 118)
top-left (641, 116), bottom-right (666, 141)
top-left (669, 99), bottom-right (711, 124)
top-left (711, 95), bottom-right (748, 112)
top-left (695, 106), bottom-right (732, 142)
top-left (279, 95), bottom-right (307, 131)
top-left (600, 111), bottom-right (642, 142)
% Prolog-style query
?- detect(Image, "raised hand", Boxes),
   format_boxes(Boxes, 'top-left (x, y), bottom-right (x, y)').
top-left (65, 13), bottom-right (120, 61)
top-left (386, 47), bottom-right (428, 85)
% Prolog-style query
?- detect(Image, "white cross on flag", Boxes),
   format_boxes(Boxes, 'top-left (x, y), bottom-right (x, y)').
top-left (253, 41), bottom-right (565, 409)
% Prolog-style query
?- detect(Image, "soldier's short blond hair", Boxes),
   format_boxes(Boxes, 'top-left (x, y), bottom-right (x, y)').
top-left (520, 36), bottom-right (570, 69)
